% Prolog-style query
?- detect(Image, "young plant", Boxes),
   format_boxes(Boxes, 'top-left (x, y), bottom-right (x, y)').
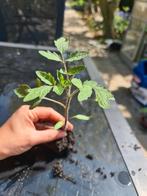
top-left (14, 37), bottom-right (114, 131)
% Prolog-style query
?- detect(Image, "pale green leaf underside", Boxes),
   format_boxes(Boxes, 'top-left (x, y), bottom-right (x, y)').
top-left (71, 78), bottom-right (83, 89)
top-left (72, 114), bottom-right (90, 120)
top-left (66, 51), bottom-right (88, 62)
top-left (94, 86), bottom-right (114, 109)
top-left (54, 37), bottom-right (69, 54)
top-left (53, 84), bottom-right (64, 95)
top-left (54, 121), bottom-right (64, 130)
top-left (78, 85), bottom-right (92, 102)
top-left (39, 50), bottom-right (62, 62)
top-left (23, 85), bottom-right (52, 102)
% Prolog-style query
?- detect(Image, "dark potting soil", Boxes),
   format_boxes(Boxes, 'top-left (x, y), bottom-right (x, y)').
top-left (45, 131), bottom-right (77, 183)
top-left (45, 132), bottom-right (75, 158)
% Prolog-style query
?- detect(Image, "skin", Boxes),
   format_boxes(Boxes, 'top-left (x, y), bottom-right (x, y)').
top-left (0, 105), bottom-right (73, 160)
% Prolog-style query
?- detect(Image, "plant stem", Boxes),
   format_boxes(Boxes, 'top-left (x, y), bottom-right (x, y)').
top-left (63, 86), bottom-right (72, 131)
top-left (43, 97), bottom-right (65, 108)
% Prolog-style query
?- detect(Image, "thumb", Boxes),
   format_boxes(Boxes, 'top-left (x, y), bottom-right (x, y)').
top-left (32, 129), bottom-right (67, 145)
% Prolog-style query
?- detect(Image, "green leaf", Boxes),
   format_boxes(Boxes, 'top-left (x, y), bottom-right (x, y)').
top-left (35, 78), bottom-right (43, 87)
top-left (23, 85), bottom-right (52, 102)
top-left (14, 84), bottom-right (30, 98)
top-left (68, 65), bottom-right (85, 75)
top-left (83, 80), bottom-right (97, 88)
top-left (53, 84), bottom-right (64, 95)
top-left (54, 121), bottom-right (64, 130)
top-left (71, 78), bottom-right (83, 89)
top-left (66, 51), bottom-right (88, 62)
top-left (78, 85), bottom-right (92, 102)
top-left (54, 37), bottom-right (69, 54)
top-left (30, 98), bottom-right (42, 109)
top-left (94, 86), bottom-right (114, 109)
top-left (72, 114), bottom-right (90, 120)
top-left (39, 50), bottom-right (62, 62)
top-left (57, 71), bottom-right (65, 86)
top-left (36, 71), bottom-right (56, 85)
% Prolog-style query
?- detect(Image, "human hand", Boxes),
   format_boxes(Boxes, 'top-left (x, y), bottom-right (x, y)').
top-left (0, 105), bottom-right (73, 160)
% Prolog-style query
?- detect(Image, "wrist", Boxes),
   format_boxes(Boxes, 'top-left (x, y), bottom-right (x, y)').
top-left (0, 127), bottom-right (10, 160)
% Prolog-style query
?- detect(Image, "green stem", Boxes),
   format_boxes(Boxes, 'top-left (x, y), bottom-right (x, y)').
top-left (43, 97), bottom-right (65, 109)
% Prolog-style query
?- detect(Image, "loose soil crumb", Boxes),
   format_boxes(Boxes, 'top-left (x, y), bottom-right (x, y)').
top-left (110, 172), bottom-right (115, 177)
top-left (131, 170), bottom-right (136, 176)
top-left (138, 168), bottom-right (142, 172)
top-left (85, 154), bottom-right (94, 160)
top-left (103, 174), bottom-right (107, 179)
top-left (133, 144), bottom-right (141, 151)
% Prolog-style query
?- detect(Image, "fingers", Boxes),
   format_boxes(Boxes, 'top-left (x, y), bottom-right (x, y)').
top-left (30, 106), bottom-right (73, 131)
top-left (32, 129), bottom-right (67, 145)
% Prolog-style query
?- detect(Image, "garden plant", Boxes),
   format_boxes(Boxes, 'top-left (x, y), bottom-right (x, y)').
top-left (14, 37), bottom-right (114, 158)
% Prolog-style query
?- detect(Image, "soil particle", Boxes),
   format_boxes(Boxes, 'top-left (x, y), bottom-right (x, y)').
top-left (133, 144), bottom-right (141, 151)
top-left (85, 154), bottom-right (94, 160)
top-left (131, 170), bottom-right (136, 176)
top-left (52, 161), bottom-right (76, 184)
top-left (103, 174), bottom-right (107, 179)
top-left (96, 168), bottom-right (101, 173)
top-left (138, 168), bottom-right (142, 172)
top-left (110, 172), bottom-right (115, 177)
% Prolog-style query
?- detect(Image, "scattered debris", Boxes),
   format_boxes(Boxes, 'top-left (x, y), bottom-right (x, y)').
top-left (133, 144), bottom-right (141, 151)
top-left (131, 170), bottom-right (136, 176)
top-left (138, 168), bottom-right (142, 172)
top-left (103, 174), bottom-right (107, 179)
top-left (85, 154), bottom-right (94, 160)
top-left (110, 172), bottom-right (115, 177)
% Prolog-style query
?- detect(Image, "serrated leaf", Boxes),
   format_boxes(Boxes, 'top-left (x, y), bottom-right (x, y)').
top-left (53, 84), bottom-right (64, 95)
top-left (84, 80), bottom-right (97, 88)
top-left (68, 65), bottom-right (85, 75)
top-left (14, 84), bottom-right (30, 98)
top-left (54, 121), bottom-right (64, 130)
top-left (23, 85), bottom-right (52, 102)
top-left (66, 51), bottom-right (88, 62)
top-left (94, 86), bottom-right (114, 109)
top-left (71, 78), bottom-right (83, 89)
top-left (54, 37), bottom-right (69, 54)
top-left (78, 85), bottom-right (92, 102)
top-left (72, 114), bottom-right (90, 120)
top-left (39, 50), bottom-right (62, 62)
top-left (36, 71), bottom-right (56, 85)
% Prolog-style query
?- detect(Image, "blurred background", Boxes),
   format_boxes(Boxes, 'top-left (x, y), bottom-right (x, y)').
top-left (1, 0), bottom-right (147, 151)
